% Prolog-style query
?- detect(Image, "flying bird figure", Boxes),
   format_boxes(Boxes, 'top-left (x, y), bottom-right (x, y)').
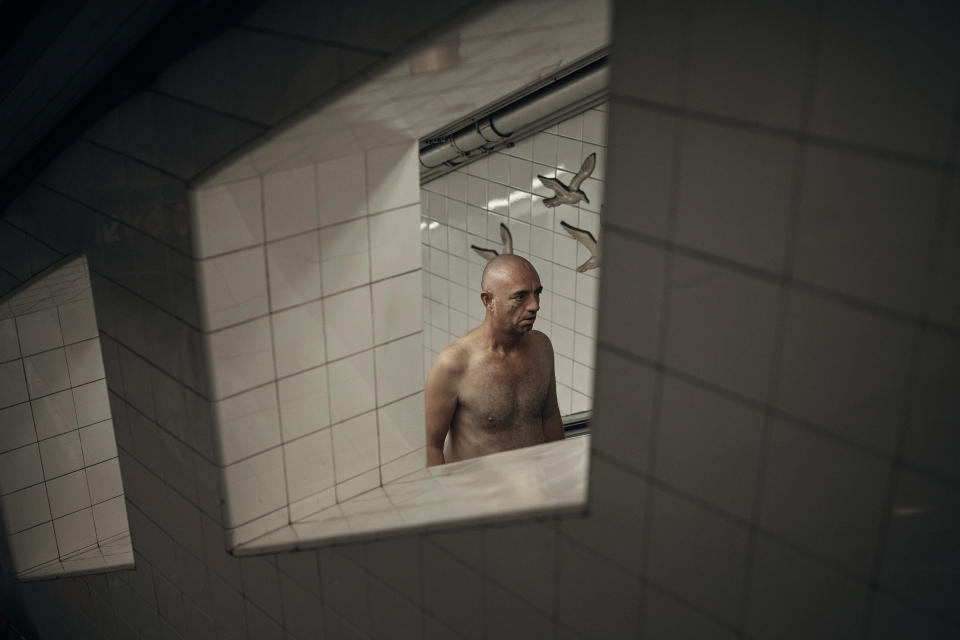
top-left (537, 152), bottom-right (596, 208)
top-left (560, 220), bottom-right (600, 272)
top-left (470, 222), bottom-right (513, 262)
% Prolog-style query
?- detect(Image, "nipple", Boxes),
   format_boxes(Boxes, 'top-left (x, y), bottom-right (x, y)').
top-left (488, 416), bottom-right (494, 422)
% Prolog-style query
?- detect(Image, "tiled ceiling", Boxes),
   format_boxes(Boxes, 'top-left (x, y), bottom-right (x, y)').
top-left (0, 0), bottom-right (261, 208)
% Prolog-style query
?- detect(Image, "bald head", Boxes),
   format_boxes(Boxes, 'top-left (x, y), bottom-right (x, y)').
top-left (480, 254), bottom-right (538, 292)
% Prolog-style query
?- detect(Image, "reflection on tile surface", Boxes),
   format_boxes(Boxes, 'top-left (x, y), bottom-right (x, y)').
top-left (234, 436), bottom-right (588, 554)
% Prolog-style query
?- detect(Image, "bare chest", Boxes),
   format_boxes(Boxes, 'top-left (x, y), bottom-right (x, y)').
top-left (457, 355), bottom-right (550, 429)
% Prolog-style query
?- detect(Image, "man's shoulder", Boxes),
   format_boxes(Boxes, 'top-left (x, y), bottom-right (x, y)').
top-left (528, 329), bottom-right (554, 352)
top-left (431, 334), bottom-right (473, 375)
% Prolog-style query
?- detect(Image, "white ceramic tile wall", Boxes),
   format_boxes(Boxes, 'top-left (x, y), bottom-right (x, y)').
top-left (421, 105), bottom-right (606, 416)
top-left (191, 141), bottom-right (425, 545)
top-left (0, 256), bottom-right (131, 579)
top-left (2, 0), bottom-right (958, 639)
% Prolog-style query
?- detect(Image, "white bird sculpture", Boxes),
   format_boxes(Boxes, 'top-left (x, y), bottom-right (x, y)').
top-left (470, 222), bottom-right (513, 262)
top-left (537, 152), bottom-right (596, 208)
top-left (560, 220), bottom-right (600, 272)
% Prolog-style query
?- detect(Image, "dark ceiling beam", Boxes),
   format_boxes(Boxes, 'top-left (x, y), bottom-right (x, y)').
top-left (0, 0), bottom-right (265, 213)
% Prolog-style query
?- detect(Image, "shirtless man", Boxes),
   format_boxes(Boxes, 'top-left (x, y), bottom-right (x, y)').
top-left (424, 254), bottom-right (564, 466)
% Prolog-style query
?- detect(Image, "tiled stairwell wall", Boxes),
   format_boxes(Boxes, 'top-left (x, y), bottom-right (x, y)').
top-left (0, 256), bottom-right (130, 579)
top-left (1, 1), bottom-right (957, 639)
top-left (421, 104), bottom-right (607, 415)
top-left (190, 143), bottom-right (424, 547)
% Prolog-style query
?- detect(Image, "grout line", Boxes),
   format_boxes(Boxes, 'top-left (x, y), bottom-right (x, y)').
top-left (636, 16), bottom-right (691, 632)
top-left (601, 220), bottom-right (960, 340)
top-left (608, 93), bottom-right (956, 174)
top-left (737, 1), bottom-right (824, 631)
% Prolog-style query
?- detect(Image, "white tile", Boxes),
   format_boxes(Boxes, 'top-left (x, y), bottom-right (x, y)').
top-left (284, 428), bottom-right (335, 503)
top-left (23, 348), bottom-right (70, 399)
top-left (332, 411), bottom-right (378, 483)
top-left (686, 1), bottom-right (809, 129)
top-left (375, 334), bottom-right (423, 406)
top-left (327, 351), bottom-right (376, 424)
top-left (776, 290), bottom-right (913, 454)
top-left (191, 177), bottom-right (263, 258)
top-left (1, 483), bottom-right (49, 533)
top-left (288, 486), bottom-right (336, 521)
top-left (447, 199), bottom-right (467, 231)
top-left (264, 164), bottom-right (318, 241)
top-left (266, 231), bottom-right (323, 310)
top-left (214, 384), bottom-right (282, 464)
top-left (794, 146), bottom-right (940, 315)
top-left (810, 1), bottom-right (958, 160)
top-left (79, 419), bottom-right (118, 466)
top-left (575, 272), bottom-right (598, 309)
top-left (57, 299), bottom-right (99, 344)
top-left (272, 300), bottom-right (326, 377)
top-left (761, 418), bottom-right (891, 574)
top-left (366, 142), bottom-right (419, 214)
top-left (221, 448), bottom-right (287, 528)
top-left (92, 495), bottom-right (129, 540)
top-left (319, 218), bottom-right (369, 295)
top-left (39, 430), bottom-right (84, 479)
top-left (582, 109), bottom-right (607, 146)
top-left (8, 522), bottom-right (58, 574)
top-left (0, 444), bottom-right (43, 494)
top-left (604, 105), bottom-right (677, 240)
top-left (0, 361), bottom-right (28, 410)
top-left (0, 317), bottom-right (20, 361)
top-left (0, 402), bottom-right (36, 453)
top-left (648, 488), bottom-right (749, 625)
top-left (73, 379), bottom-right (110, 427)
top-left (64, 337), bottom-right (106, 386)
top-left (745, 535), bottom-right (869, 640)
top-left (316, 153), bottom-right (367, 226)
top-left (54, 507), bottom-right (98, 555)
top-left (903, 330), bottom-right (960, 482)
top-left (206, 317), bottom-right (275, 399)
top-left (574, 302), bottom-right (595, 340)
top-left (466, 175), bottom-right (487, 209)
top-left (590, 347), bottom-right (658, 474)
top-left (46, 469), bottom-right (91, 519)
top-left (530, 225), bottom-right (553, 260)
top-left (278, 366), bottom-right (330, 442)
top-left (369, 205), bottom-right (420, 281)
top-left (552, 264), bottom-right (576, 299)
top-left (657, 375), bottom-right (764, 519)
top-left (336, 468), bottom-right (380, 502)
top-left (16, 308), bottom-right (63, 357)
top-left (532, 133), bottom-right (558, 168)
top-left (323, 286), bottom-right (373, 361)
top-left (571, 361), bottom-right (594, 398)
top-left (665, 255), bottom-right (780, 402)
top-left (372, 272), bottom-right (422, 345)
top-left (197, 247), bottom-right (269, 330)
top-left (378, 392), bottom-right (425, 463)
top-left (86, 458), bottom-right (123, 503)
top-left (675, 121), bottom-right (794, 272)
top-left (380, 448), bottom-right (425, 484)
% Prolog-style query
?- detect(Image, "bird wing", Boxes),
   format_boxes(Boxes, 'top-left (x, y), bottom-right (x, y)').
top-left (499, 223), bottom-right (513, 254)
top-left (560, 220), bottom-right (598, 255)
top-left (568, 152), bottom-right (596, 190)
top-left (537, 174), bottom-right (568, 194)
top-left (470, 245), bottom-right (499, 262)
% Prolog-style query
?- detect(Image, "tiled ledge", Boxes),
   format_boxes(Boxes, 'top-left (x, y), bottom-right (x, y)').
top-left (16, 532), bottom-right (134, 581)
top-left (233, 436), bottom-right (590, 556)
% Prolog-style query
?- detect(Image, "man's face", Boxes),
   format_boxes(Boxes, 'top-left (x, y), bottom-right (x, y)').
top-left (489, 265), bottom-right (542, 334)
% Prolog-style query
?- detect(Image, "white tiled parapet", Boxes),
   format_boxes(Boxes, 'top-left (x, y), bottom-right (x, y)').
top-left (232, 435), bottom-right (589, 555)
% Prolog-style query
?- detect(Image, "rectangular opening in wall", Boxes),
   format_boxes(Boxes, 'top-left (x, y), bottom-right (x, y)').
top-left (0, 255), bottom-right (133, 580)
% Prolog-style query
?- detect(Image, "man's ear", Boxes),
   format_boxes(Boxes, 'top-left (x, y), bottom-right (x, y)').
top-left (480, 290), bottom-right (492, 310)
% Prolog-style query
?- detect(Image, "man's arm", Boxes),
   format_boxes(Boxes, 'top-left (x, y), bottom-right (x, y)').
top-left (539, 335), bottom-right (565, 442)
top-left (424, 348), bottom-right (462, 466)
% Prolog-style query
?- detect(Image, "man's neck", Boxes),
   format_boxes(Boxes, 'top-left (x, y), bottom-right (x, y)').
top-left (480, 319), bottom-right (524, 354)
